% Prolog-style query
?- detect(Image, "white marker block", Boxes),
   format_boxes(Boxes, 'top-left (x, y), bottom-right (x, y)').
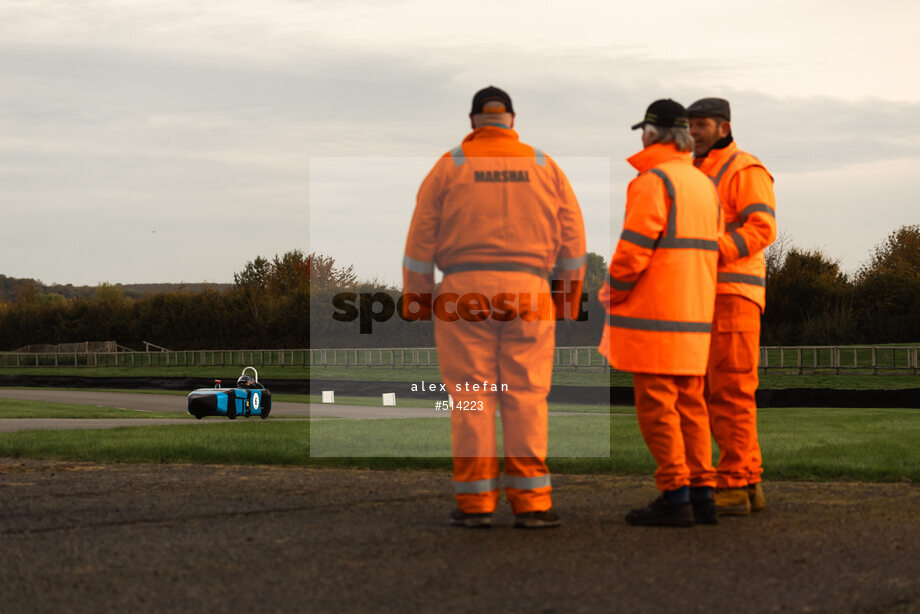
top-left (382, 393), bottom-right (396, 406)
top-left (322, 390), bottom-right (335, 404)
top-left (448, 395), bottom-right (454, 409)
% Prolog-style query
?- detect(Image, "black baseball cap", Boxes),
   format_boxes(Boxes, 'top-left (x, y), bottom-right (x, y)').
top-left (687, 97), bottom-right (731, 121)
top-left (471, 86), bottom-right (514, 115)
top-left (631, 99), bottom-right (689, 130)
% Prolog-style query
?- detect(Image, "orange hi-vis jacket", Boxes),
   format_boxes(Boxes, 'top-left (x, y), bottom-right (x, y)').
top-left (598, 143), bottom-right (722, 375)
top-left (403, 125), bottom-right (586, 318)
top-left (694, 141), bottom-right (776, 311)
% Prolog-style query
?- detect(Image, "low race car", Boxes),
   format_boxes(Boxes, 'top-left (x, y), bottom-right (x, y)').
top-left (186, 366), bottom-right (271, 420)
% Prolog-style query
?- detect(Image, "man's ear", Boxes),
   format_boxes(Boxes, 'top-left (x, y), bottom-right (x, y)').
top-left (469, 114), bottom-right (475, 130)
top-left (719, 120), bottom-right (732, 138)
top-left (509, 114), bottom-right (515, 129)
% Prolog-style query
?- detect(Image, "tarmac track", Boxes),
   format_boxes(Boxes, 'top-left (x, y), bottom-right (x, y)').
top-left (0, 458), bottom-right (918, 614)
top-left (0, 390), bottom-right (606, 432)
top-left (0, 389), bottom-right (445, 425)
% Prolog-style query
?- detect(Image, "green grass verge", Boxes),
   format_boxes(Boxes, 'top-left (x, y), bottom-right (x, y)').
top-left (0, 366), bottom-right (314, 379)
top-left (757, 374), bottom-right (920, 389)
top-left (301, 394), bottom-right (618, 413)
top-left (0, 387), bottom-right (192, 396)
top-left (1, 407), bottom-right (918, 481)
top-left (302, 367), bottom-right (613, 386)
top-left (0, 398), bottom-right (190, 419)
top-left (0, 366), bottom-right (633, 388)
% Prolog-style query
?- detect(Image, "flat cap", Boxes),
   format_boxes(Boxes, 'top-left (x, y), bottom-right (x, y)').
top-left (687, 98), bottom-right (731, 121)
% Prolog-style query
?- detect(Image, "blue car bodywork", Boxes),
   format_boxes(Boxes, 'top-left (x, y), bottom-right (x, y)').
top-left (186, 367), bottom-right (272, 420)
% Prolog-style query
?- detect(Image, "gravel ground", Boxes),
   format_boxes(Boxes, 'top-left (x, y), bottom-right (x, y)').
top-left (1, 458), bottom-right (918, 614)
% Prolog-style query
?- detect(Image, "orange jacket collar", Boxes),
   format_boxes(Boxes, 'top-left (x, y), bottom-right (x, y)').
top-left (462, 125), bottom-right (519, 143)
top-left (627, 142), bottom-right (691, 174)
top-left (694, 140), bottom-right (739, 173)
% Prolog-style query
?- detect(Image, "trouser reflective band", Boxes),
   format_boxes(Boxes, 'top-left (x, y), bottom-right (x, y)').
top-left (504, 474), bottom-right (551, 490)
top-left (453, 477), bottom-right (500, 494)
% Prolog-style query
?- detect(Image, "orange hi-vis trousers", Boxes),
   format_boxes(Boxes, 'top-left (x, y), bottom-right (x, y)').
top-left (434, 271), bottom-right (555, 515)
top-left (633, 373), bottom-right (717, 492)
top-left (706, 294), bottom-right (764, 488)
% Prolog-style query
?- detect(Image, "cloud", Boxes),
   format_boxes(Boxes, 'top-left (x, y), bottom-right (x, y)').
top-left (1, 23), bottom-right (918, 285)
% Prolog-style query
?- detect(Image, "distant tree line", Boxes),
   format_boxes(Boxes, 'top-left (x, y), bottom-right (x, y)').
top-left (0, 276), bottom-right (232, 303)
top-left (1, 226), bottom-right (918, 350)
top-left (0, 253), bottom-right (313, 351)
top-left (762, 225), bottom-right (920, 344)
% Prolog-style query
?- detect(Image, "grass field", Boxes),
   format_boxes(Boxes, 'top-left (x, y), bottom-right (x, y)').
top-left (302, 394), bottom-right (616, 413)
top-left (0, 398), bottom-right (190, 419)
top-left (1, 405), bottom-right (918, 481)
top-left (2, 364), bottom-right (919, 389)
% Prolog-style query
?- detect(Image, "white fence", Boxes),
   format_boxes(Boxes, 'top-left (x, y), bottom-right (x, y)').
top-left (0, 345), bottom-right (918, 374)
top-left (0, 347), bottom-right (608, 370)
top-left (761, 346), bottom-right (919, 375)
top-left (307, 347), bottom-right (608, 369)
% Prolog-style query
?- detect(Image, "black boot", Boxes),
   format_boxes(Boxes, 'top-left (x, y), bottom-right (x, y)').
top-left (691, 499), bottom-right (718, 524)
top-left (626, 496), bottom-right (693, 527)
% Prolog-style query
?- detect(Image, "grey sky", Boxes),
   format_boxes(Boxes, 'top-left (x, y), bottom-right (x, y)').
top-left (2, 1), bottom-right (918, 286)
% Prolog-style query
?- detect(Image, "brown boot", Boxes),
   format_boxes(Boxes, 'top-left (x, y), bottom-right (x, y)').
top-left (714, 487), bottom-right (751, 516)
top-left (747, 482), bottom-right (766, 512)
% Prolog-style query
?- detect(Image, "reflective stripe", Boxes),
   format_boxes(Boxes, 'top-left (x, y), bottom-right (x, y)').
top-left (739, 202), bottom-right (775, 222)
top-left (403, 254), bottom-right (434, 274)
top-left (717, 272), bottom-right (766, 287)
top-left (621, 229), bottom-right (657, 249)
top-left (504, 474), bottom-right (551, 490)
top-left (454, 477), bottom-right (500, 494)
top-left (449, 145), bottom-right (465, 167)
top-left (724, 204), bottom-right (773, 233)
top-left (629, 171), bottom-right (718, 252)
top-left (534, 147), bottom-right (546, 167)
top-left (658, 237), bottom-right (719, 251)
top-left (648, 169), bottom-right (677, 238)
top-left (443, 262), bottom-right (548, 278)
top-left (607, 314), bottom-right (711, 333)
top-left (730, 230), bottom-right (749, 258)
top-left (557, 254), bottom-right (586, 270)
top-left (608, 274), bottom-right (635, 291)
top-left (711, 152), bottom-right (739, 188)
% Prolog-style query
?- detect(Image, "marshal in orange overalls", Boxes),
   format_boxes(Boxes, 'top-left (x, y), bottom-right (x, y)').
top-left (694, 140), bottom-right (776, 490)
top-left (403, 125), bottom-right (586, 515)
top-left (598, 142), bottom-right (722, 493)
